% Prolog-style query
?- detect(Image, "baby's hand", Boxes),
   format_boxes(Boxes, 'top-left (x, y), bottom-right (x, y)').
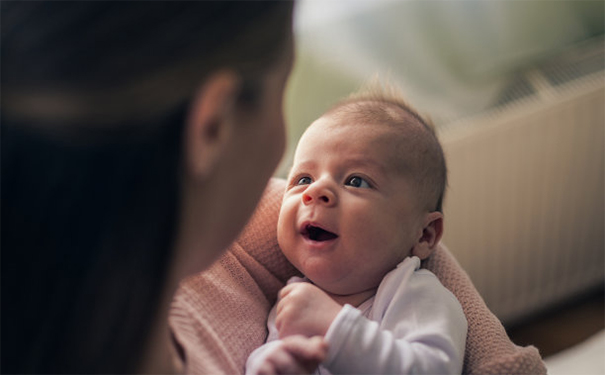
top-left (253, 335), bottom-right (328, 375)
top-left (275, 282), bottom-right (342, 339)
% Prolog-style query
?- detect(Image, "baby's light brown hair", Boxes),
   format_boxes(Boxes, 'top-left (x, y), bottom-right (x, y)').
top-left (324, 81), bottom-right (447, 213)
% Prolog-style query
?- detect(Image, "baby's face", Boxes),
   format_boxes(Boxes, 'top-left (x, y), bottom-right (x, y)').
top-left (277, 115), bottom-right (426, 297)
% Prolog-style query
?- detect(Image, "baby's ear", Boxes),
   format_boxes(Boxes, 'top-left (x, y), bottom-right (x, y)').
top-left (411, 212), bottom-right (443, 260)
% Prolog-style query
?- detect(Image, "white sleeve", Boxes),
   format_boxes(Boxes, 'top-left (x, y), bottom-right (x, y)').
top-left (323, 271), bottom-right (467, 375)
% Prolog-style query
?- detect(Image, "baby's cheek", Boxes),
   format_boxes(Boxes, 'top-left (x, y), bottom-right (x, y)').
top-left (348, 218), bottom-right (385, 247)
top-left (277, 202), bottom-right (296, 246)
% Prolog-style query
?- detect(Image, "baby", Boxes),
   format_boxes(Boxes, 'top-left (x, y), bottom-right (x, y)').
top-left (246, 86), bottom-right (467, 375)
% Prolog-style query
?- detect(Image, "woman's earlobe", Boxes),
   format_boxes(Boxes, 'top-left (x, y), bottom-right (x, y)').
top-left (185, 70), bottom-right (240, 179)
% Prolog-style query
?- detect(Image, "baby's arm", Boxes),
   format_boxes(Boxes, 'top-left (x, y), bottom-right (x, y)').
top-left (323, 271), bottom-right (467, 374)
top-left (324, 304), bottom-right (466, 374)
top-left (245, 335), bottom-right (327, 375)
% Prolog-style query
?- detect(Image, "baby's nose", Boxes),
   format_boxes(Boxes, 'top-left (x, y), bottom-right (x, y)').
top-left (303, 193), bottom-right (330, 204)
top-left (302, 185), bottom-right (336, 206)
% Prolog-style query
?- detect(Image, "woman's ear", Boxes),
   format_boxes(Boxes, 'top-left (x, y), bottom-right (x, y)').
top-left (411, 211), bottom-right (444, 260)
top-left (185, 70), bottom-right (240, 179)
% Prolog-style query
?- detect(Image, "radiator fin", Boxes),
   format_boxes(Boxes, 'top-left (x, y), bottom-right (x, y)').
top-left (440, 84), bottom-right (604, 324)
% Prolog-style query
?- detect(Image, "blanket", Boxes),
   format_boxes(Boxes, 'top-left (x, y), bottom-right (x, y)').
top-left (170, 177), bottom-right (546, 374)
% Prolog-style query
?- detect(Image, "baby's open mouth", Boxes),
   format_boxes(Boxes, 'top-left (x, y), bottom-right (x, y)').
top-left (301, 224), bottom-right (339, 242)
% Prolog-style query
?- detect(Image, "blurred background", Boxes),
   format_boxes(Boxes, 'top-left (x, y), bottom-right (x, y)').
top-left (283, 1), bottom-right (604, 373)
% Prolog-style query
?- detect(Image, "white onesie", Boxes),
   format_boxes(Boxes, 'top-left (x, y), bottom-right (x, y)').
top-left (246, 256), bottom-right (467, 375)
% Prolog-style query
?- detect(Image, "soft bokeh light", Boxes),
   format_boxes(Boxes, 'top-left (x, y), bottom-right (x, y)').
top-left (282, 4), bottom-right (604, 366)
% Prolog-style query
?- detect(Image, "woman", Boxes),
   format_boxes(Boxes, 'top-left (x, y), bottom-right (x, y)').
top-left (1, 2), bottom-right (294, 373)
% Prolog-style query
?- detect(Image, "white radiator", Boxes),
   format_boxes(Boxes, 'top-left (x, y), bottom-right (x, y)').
top-left (439, 45), bottom-right (604, 324)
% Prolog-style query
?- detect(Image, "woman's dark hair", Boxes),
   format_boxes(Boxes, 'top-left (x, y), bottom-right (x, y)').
top-left (0, 2), bottom-right (293, 373)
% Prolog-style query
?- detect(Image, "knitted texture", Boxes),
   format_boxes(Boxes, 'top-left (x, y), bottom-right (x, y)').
top-left (169, 178), bottom-right (546, 374)
top-left (423, 246), bottom-right (546, 374)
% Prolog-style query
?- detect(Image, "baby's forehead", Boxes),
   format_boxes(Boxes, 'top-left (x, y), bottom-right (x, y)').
top-left (300, 119), bottom-right (412, 173)
top-left (315, 104), bottom-right (428, 150)
top-left (305, 114), bottom-right (405, 152)
top-left (307, 103), bottom-right (435, 173)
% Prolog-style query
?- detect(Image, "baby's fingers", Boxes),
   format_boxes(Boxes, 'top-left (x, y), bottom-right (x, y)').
top-left (258, 348), bottom-right (308, 375)
top-left (278, 283), bottom-right (296, 300)
top-left (282, 336), bottom-right (329, 372)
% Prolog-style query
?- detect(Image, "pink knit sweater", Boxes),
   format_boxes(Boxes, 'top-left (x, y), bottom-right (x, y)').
top-left (169, 178), bottom-right (546, 374)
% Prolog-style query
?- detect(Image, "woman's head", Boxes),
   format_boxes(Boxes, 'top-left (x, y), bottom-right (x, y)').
top-left (1, 2), bottom-right (293, 373)
top-left (2, 1), bottom-right (292, 127)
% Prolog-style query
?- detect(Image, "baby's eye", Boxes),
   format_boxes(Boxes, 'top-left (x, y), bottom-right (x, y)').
top-left (345, 176), bottom-right (371, 189)
top-left (296, 176), bottom-right (312, 186)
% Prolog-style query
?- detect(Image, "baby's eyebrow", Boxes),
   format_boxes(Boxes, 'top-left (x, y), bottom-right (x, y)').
top-left (289, 160), bottom-right (316, 174)
top-left (289, 158), bottom-right (390, 181)
top-left (341, 157), bottom-right (387, 174)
